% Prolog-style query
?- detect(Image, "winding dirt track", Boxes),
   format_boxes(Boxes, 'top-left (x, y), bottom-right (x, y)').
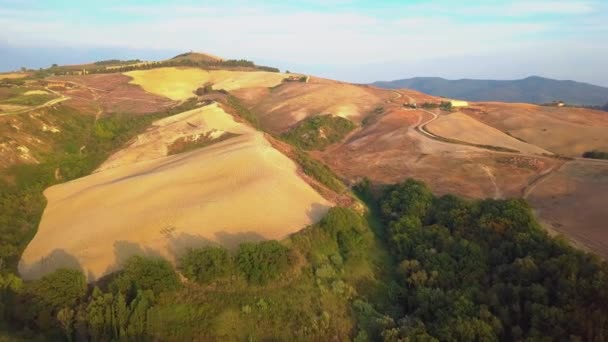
top-left (0, 87), bottom-right (70, 117)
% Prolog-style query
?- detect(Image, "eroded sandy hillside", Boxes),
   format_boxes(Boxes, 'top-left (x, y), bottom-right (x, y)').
top-left (19, 103), bottom-right (331, 281)
top-left (125, 67), bottom-right (288, 100)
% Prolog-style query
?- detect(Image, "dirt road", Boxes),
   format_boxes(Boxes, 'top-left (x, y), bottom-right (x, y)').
top-left (0, 87), bottom-right (70, 117)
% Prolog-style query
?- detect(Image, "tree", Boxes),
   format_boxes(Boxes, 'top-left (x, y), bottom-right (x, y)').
top-left (236, 241), bottom-right (293, 285)
top-left (178, 246), bottom-right (232, 284)
top-left (381, 179), bottom-right (434, 221)
top-left (111, 256), bottom-right (180, 295)
top-left (57, 307), bottom-right (75, 341)
top-left (30, 268), bottom-right (86, 309)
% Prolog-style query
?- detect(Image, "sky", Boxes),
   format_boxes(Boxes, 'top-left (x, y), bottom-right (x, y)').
top-left (1, 0), bottom-right (607, 86)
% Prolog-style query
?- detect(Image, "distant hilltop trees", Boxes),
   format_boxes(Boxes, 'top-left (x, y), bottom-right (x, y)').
top-left (93, 59), bottom-right (142, 66)
top-left (33, 54), bottom-right (280, 77)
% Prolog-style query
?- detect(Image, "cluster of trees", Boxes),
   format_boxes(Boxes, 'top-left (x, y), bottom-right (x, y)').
top-left (4, 257), bottom-right (174, 340)
top-left (583, 150), bottom-right (608, 160)
top-left (46, 58), bottom-right (280, 76)
top-left (420, 101), bottom-right (453, 111)
top-left (282, 114), bottom-right (356, 151)
top-left (371, 179), bottom-right (608, 341)
top-left (180, 241), bottom-right (294, 285)
top-left (93, 59), bottom-right (142, 66)
top-left (1, 238), bottom-right (297, 340)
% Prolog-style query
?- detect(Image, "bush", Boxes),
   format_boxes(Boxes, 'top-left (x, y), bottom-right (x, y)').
top-left (111, 256), bottom-right (180, 295)
top-left (291, 148), bottom-right (346, 193)
top-left (282, 114), bottom-right (356, 150)
top-left (582, 150), bottom-right (608, 160)
top-left (2, 94), bottom-right (56, 106)
top-left (236, 241), bottom-right (293, 285)
top-left (29, 268), bottom-right (86, 309)
top-left (380, 179), bottom-right (434, 221)
top-left (179, 247), bottom-right (232, 284)
top-left (226, 95), bottom-right (260, 128)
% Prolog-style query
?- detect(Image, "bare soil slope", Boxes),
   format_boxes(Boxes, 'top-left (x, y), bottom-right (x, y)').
top-left (19, 103), bottom-right (331, 281)
top-left (527, 160), bottom-right (608, 258)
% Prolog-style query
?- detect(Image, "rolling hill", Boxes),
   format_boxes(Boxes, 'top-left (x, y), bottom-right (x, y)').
top-left (372, 76), bottom-right (608, 106)
top-left (3, 51), bottom-right (608, 341)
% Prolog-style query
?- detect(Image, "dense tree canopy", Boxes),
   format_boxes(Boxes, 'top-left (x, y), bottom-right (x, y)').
top-left (375, 179), bottom-right (608, 341)
top-left (110, 256), bottom-right (180, 295)
top-left (179, 246), bottom-right (232, 284)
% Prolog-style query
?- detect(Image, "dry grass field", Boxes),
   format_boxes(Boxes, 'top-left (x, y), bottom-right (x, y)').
top-left (527, 160), bottom-right (608, 258)
top-left (465, 103), bottom-right (608, 157)
top-left (19, 103), bottom-right (331, 281)
top-left (53, 74), bottom-right (174, 115)
top-left (125, 67), bottom-right (288, 101)
top-left (0, 72), bottom-right (30, 79)
top-left (426, 112), bottom-right (550, 154)
top-left (319, 107), bottom-right (557, 199)
top-left (233, 78), bottom-right (391, 133)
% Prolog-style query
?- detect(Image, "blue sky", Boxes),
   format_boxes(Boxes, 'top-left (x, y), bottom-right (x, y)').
top-left (1, 0), bottom-right (607, 85)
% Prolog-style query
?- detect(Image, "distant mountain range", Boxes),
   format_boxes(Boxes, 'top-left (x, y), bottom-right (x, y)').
top-left (371, 76), bottom-right (608, 106)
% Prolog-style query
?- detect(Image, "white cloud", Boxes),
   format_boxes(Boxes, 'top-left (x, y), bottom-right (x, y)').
top-left (0, 1), bottom-right (605, 84)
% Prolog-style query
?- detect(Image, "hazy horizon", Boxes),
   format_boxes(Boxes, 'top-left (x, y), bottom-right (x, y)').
top-left (1, 0), bottom-right (607, 86)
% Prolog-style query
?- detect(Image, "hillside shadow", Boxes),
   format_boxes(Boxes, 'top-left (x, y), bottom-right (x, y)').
top-left (214, 230), bottom-right (265, 249)
top-left (166, 232), bottom-right (216, 258)
top-left (307, 202), bottom-right (330, 222)
top-left (19, 248), bottom-right (84, 281)
top-left (113, 240), bottom-right (163, 265)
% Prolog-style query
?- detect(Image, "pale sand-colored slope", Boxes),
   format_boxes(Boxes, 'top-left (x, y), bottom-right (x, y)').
top-left (23, 90), bottom-right (50, 95)
top-left (125, 67), bottom-right (287, 101)
top-left (19, 104), bottom-right (331, 281)
top-left (98, 103), bottom-right (253, 172)
top-left (427, 112), bottom-right (550, 154)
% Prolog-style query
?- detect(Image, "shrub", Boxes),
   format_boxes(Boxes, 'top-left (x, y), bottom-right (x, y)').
top-left (291, 148), bottom-right (346, 193)
top-left (380, 179), bottom-right (434, 221)
top-left (29, 268), bottom-right (86, 309)
top-left (179, 247), bottom-right (232, 284)
top-left (226, 95), bottom-right (260, 128)
top-left (582, 150), bottom-right (608, 160)
top-left (111, 256), bottom-right (180, 295)
top-left (236, 241), bottom-right (293, 285)
top-left (318, 207), bottom-right (369, 259)
top-left (282, 114), bottom-right (356, 150)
